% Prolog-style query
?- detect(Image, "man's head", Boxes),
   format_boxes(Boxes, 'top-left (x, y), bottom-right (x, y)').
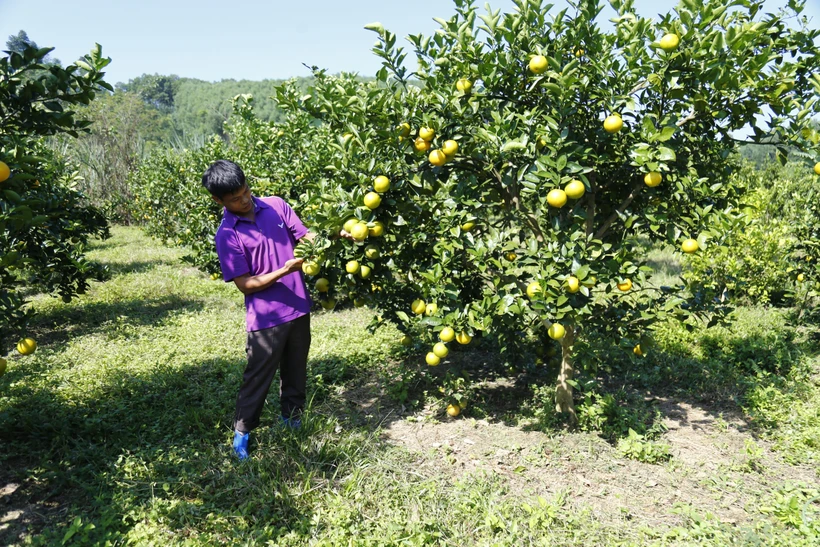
top-left (202, 160), bottom-right (254, 215)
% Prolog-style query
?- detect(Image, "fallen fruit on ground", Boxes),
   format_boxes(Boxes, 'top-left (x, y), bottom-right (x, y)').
top-left (17, 338), bottom-right (37, 356)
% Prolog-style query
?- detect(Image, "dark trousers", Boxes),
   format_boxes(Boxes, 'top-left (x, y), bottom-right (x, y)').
top-left (233, 313), bottom-right (310, 433)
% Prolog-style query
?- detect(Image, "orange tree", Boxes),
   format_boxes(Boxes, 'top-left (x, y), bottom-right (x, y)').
top-left (0, 44), bottom-right (112, 355)
top-left (132, 0), bottom-right (820, 422)
top-left (283, 0), bottom-right (820, 422)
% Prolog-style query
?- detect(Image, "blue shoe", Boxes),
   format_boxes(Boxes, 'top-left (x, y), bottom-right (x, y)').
top-left (280, 415), bottom-right (302, 430)
top-left (233, 430), bottom-right (249, 460)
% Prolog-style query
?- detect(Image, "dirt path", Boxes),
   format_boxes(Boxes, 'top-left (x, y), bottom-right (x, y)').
top-left (379, 398), bottom-right (820, 530)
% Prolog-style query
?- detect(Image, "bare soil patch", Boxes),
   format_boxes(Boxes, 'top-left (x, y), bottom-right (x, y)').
top-left (378, 394), bottom-right (820, 530)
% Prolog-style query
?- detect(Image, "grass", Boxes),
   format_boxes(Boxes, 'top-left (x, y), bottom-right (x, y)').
top-left (0, 226), bottom-right (818, 546)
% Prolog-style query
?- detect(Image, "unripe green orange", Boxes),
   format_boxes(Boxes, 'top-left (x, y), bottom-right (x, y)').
top-left (365, 245), bottom-right (380, 259)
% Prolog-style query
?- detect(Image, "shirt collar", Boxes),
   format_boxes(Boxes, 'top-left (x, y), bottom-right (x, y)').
top-left (223, 195), bottom-right (269, 227)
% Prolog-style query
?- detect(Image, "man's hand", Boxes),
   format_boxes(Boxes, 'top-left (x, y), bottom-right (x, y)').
top-left (283, 257), bottom-right (305, 274)
top-left (339, 230), bottom-right (357, 242)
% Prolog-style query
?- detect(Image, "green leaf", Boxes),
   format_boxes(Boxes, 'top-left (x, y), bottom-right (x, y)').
top-left (364, 22), bottom-right (385, 35)
top-left (658, 147), bottom-right (677, 162)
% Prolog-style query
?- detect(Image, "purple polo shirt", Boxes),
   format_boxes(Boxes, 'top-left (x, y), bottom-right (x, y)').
top-left (215, 196), bottom-right (311, 332)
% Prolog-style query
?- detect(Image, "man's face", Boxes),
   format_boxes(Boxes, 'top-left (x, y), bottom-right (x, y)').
top-left (214, 184), bottom-right (253, 215)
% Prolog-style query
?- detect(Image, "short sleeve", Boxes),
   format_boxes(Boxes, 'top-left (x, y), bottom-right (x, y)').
top-left (268, 197), bottom-right (308, 240)
top-left (215, 227), bottom-right (251, 282)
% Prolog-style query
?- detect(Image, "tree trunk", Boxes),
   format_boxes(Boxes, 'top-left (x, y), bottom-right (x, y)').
top-left (554, 325), bottom-right (577, 426)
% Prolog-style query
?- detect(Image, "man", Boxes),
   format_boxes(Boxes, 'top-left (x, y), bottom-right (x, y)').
top-left (202, 159), bottom-right (312, 460)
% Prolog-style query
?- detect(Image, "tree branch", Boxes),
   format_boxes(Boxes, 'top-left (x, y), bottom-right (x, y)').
top-left (585, 172), bottom-right (597, 238)
top-left (594, 181), bottom-right (643, 240)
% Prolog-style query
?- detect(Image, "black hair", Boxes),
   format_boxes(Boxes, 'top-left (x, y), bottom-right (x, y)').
top-left (201, 159), bottom-right (246, 199)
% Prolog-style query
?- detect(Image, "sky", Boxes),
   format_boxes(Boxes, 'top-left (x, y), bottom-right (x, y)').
top-left (0, 0), bottom-right (817, 87)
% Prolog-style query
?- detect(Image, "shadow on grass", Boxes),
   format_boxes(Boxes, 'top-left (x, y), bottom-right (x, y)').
top-left (27, 296), bottom-right (205, 348)
top-left (0, 350), bottom-right (380, 544)
top-left (103, 258), bottom-right (182, 276)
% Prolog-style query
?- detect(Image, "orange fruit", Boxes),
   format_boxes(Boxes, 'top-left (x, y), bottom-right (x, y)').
top-left (547, 189), bottom-right (567, 208)
top-left (433, 342), bottom-right (449, 358)
top-left (548, 323), bottom-right (565, 340)
top-left (659, 33), bottom-right (680, 52)
top-left (644, 172), bottom-right (662, 187)
top-left (456, 331), bottom-right (472, 345)
top-left (429, 150), bottom-right (447, 166)
top-left (373, 175), bottom-right (390, 193)
top-left (439, 327), bottom-right (455, 342)
top-left (565, 180), bottom-right (585, 200)
top-left (529, 55), bottom-right (548, 74)
top-left (368, 221), bottom-right (385, 237)
top-left (681, 239), bottom-right (699, 253)
top-left (617, 279), bottom-right (633, 292)
top-left (441, 140), bottom-right (459, 157)
top-left (604, 114), bottom-right (623, 133)
top-left (414, 137), bottom-right (431, 152)
top-left (456, 78), bottom-right (473, 93)
top-left (17, 338), bottom-right (37, 355)
top-left (350, 222), bottom-right (369, 241)
top-left (411, 299), bottom-right (426, 315)
top-left (363, 192), bottom-right (381, 210)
